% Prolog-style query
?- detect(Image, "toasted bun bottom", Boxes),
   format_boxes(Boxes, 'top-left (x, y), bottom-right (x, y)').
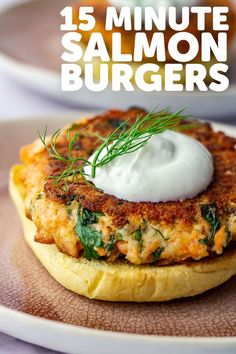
top-left (10, 165), bottom-right (236, 302)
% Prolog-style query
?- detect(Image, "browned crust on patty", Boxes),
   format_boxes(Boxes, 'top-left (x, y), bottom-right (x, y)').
top-left (37, 108), bottom-right (236, 229)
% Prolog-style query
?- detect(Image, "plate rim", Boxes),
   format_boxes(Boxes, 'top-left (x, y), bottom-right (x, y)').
top-left (1, 303), bottom-right (236, 344)
top-left (1, 114), bottom-right (236, 349)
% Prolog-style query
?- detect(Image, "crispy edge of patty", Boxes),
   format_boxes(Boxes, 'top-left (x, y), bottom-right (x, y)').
top-left (18, 109), bottom-right (236, 264)
top-left (30, 108), bottom-right (236, 229)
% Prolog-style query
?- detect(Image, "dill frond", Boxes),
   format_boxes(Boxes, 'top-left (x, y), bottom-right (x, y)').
top-left (38, 109), bottom-right (188, 188)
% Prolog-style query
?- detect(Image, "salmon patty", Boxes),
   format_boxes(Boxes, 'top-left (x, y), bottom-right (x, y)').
top-left (19, 108), bottom-right (236, 265)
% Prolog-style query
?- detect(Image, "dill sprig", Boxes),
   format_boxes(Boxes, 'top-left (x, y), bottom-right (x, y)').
top-left (38, 126), bottom-right (89, 187)
top-left (38, 109), bottom-right (187, 188)
top-left (89, 109), bottom-right (186, 178)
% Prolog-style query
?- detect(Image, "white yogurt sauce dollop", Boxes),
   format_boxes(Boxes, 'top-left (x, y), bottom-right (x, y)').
top-left (84, 131), bottom-right (214, 203)
top-left (109, 0), bottom-right (201, 12)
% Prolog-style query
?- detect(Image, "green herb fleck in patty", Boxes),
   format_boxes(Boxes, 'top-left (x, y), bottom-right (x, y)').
top-left (201, 203), bottom-right (221, 247)
top-left (132, 227), bottom-right (143, 252)
top-left (75, 206), bottom-right (104, 260)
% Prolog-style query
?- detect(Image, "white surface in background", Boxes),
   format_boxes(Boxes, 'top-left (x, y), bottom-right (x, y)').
top-left (0, 0), bottom-right (28, 11)
top-left (0, 0), bottom-right (79, 120)
top-left (0, 0), bottom-right (235, 123)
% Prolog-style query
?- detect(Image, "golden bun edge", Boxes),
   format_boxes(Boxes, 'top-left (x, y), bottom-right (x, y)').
top-left (9, 165), bottom-right (236, 302)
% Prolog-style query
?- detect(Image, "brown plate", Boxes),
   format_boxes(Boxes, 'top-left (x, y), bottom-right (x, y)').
top-left (1, 114), bottom-right (236, 346)
top-left (0, 0), bottom-right (67, 72)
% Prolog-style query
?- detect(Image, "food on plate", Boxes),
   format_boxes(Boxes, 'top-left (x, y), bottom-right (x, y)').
top-left (10, 108), bottom-right (236, 301)
top-left (72, 0), bottom-right (236, 83)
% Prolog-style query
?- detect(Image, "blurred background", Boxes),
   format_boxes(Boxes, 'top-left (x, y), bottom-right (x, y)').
top-left (0, 0), bottom-right (235, 122)
top-left (0, 0), bottom-right (77, 120)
